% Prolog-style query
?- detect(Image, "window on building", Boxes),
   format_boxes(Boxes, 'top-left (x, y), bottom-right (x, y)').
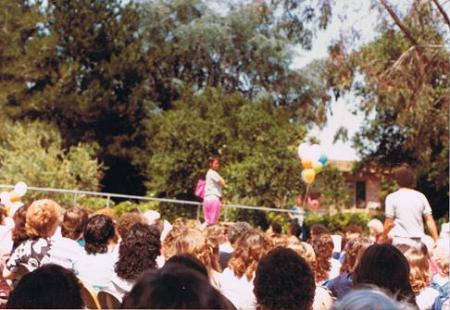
top-left (356, 181), bottom-right (366, 208)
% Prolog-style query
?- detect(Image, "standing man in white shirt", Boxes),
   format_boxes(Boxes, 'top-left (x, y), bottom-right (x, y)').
top-left (381, 165), bottom-right (439, 247)
top-left (203, 156), bottom-right (225, 225)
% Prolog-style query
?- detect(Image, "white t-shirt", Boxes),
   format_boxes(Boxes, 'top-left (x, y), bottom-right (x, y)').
top-left (416, 287), bottom-right (439, 310)
top-left (385, 188), bottom-right (432, 238)
top-left (218, 268), bottom-right (256, 310)
top-left (75, 249), bottom-right (117, 291)
top-left (48, 235), bottom-right (85, 270)
top-left (204, 169), bottom-right (223, 198)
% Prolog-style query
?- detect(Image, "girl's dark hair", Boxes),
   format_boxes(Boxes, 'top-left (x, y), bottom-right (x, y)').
top-left (61, 207), bottom-right (89, 240)
top-left (115, 223), bottom-right (161, 280)
top-left (353, 244), bottom-right (417, 307)
top-left (6, 264), bottom-right (84, 309)
top-left (208, 155), bottom-right (220, 166)
top-left (84, 214), bottom-right (115, 255)
top-left (12, 204), bottom-right (30, 249)
top-left (121, 266), bottom-right (236, 309)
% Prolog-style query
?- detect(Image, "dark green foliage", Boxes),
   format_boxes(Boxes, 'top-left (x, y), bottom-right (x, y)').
top-left (305, 211), bottom-right (370, 234)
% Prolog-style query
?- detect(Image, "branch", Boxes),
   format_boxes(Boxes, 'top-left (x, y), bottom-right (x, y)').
top-left (378, 0), bottom-right (419, 46)
top-left (431, 0), bottom-right (450, 30)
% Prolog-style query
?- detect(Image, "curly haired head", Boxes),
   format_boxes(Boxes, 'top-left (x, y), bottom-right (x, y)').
top-left (61, 207), bottom-right (89, 241)
top-left (312, 234), bottom-right (333, 283)
top-left (12, 204), bottom-right (30, 248)
top-left (403, 247), bottom-right (430, 294)
top-left (433, 246), bottom-right (449, 278)
top-left (173, 228), bottom-right (221, 272)
top-left (26, 199), bottom-right (61, 239)
top-left (353, 244), bottom-right (417, 307)
top-left (340, 237), bottom-right (371, 274)
top-left (227, 222), bottom-right (253, 245)
top-left (310, 224), bottom-right (330, 241)
top-left (117, 212), bottom-right (147, 239)
top-left (228, 229), bottom-right (270, 280)
top-left (84, 214), bottom-right (116, 255)
top-left (115, 223), bottom-right (161, 280)
top-left (254, 248), bottom-right (315, 310)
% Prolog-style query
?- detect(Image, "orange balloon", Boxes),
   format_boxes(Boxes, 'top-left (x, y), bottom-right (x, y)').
top-left (301, 159), bottom-right (313, 169)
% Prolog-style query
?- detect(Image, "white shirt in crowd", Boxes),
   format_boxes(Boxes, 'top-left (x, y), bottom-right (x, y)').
top-left (204, 169), bottom-right (223, 198)
top-left (218, 267), bottom-right (256, 310)
top-left (385, 188), bottom-right (432, 238)
top-left (48, 234), bottom-right (85, 270)
top-left (75, 248), bottom-right (118, 291)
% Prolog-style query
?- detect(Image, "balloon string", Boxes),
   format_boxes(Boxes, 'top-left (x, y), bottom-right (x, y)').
top-left (303, 184), bottom-right (311, 209)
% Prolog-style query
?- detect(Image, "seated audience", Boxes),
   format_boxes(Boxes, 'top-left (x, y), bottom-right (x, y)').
top-left (74, 214), bottom-right (117, 291)
top-left (403, 246), bottom-right (439, 309)
top-left (253, 247), bottom-right (315, 310)
top-left (164, 254), bottom-right (209, 278)
top-left (4, 199), bottom-right (61, 279)
top-left (219, 229), bottom-right (270, 310)
top-left (6, 263), bottom-right (83, 309)
top-left (106, 223), bottom-right (160, 301)
top-left (61, 207), bottom-right (89, 247)
top-left (121, 264), bottom-right (236, 309)
top-left (367, 218), bottom-right (384, 244)
top-left (352, 243), bottom-right (418, 308)
top-left (10, 204), bottom-right (29, 252)
top-left (326, 237), bottom-right (371, 299)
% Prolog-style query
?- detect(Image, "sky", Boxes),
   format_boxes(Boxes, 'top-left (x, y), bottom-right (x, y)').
top-left (291, 0), bottom-right (380, 161)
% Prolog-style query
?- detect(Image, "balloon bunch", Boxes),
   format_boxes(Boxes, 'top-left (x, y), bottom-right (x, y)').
top-left (297, 143), bottom-right (329, 184)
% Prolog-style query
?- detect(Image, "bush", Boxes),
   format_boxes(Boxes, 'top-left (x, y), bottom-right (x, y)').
top-left (304, 211), bottom-right (370, 233)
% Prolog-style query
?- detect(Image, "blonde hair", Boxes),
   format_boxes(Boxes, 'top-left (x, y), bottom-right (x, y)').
top-left (228, 230), bottom-right (270, 280)
top-left (404, 247), bottom-right (430, 294)
top-left (433, 247), bottom-right (449, 277)
top-left (26, 199), bottom-right (61, 238)
top-left (174, 228), bottom-right (220, 272)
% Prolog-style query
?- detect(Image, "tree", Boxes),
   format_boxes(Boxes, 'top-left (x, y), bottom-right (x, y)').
top-left (324, 0), bottom-right (449, 217)
top-left (136, 88), bottom-right (306, 219)
top-left (0, 121), bottom-right (102, 206)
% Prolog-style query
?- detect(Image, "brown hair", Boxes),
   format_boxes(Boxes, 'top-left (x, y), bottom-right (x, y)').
top-left (26, 199), bottom-right (61, 239)
top-left (117, 212), bottom-right (147, 239)
top-left (61, 207), bottom-right (89, 240)
top-left (403, 247), bottom-right (430, 294)
top-left (340, 237), bottom-right (371, 274)
top-left (12, 204), bottom-right (30, 248)
top-left (312, 234), bottom-right (333, 283)
top-left (393, 165), bottom-right (415, 188)
top-left (84, 214), bottom-right (115, 254)
top-left (228, 230), bottom-right (270, 280)
top-left (174, 228), bottom-right (221, 273)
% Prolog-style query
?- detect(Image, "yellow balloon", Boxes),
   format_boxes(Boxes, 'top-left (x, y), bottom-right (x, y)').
top-left (301, 159), bottom-right (313, 169)
top-left (302, 169), bottom-right (316, 184)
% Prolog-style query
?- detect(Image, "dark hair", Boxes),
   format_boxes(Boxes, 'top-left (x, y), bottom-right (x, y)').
top-left (393, 165), bottom-right (415, 188)
top-left (288, 223), bottom-right (302, 238)
top-left (165, 254), bottom-right (209, 278)
top-left (227, 222), bottom-right (252, 245)
top-left (0, 205), bottom-right (6, 224)
top-left (12, 204), bottom-right (30, 249)
top-left (6, 264), bottom-right (83, 309)
top-left (254, 248), bottom-right (315, 310)
top-left (116, 212), bottom-right (147, 239)
top-left (208, 155), bottom-right (220, 167)
top-left (270, 222), bottom-right (282, 234)
top-left (121, 266), bottom-right (236, 309)
top-left (84, 214), bottom-right (115, 255)
top-left (344, 224), bottom-right (364, 236)
top-left (353, 244), bottom-right (417, 307)
top-left (115, 223), bottom-right (161, 280)
top-left (310, 224), bottom-right (330, 240)
top-left (61, 207), bottom-right (89, 240)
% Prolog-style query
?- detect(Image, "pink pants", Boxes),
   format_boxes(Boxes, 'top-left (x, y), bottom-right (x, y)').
top-left (203, 196), bottom-right (222, 225)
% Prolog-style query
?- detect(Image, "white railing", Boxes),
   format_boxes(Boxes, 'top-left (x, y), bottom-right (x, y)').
top-left (0, 184), bottom-right (294, 221)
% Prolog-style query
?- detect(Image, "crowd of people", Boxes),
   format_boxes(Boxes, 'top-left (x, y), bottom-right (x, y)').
top-left (0, 197), bottom-right (447, 309)
top-left (0, 164), bottom-right (448, 309)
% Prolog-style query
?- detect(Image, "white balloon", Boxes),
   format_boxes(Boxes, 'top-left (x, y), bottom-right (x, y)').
top-left (14, 182), bottom-right (27, 196)
top-left (297, 143), bottom-right (310, 159)
top-left (309, 144), bottom-right (322, 162)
